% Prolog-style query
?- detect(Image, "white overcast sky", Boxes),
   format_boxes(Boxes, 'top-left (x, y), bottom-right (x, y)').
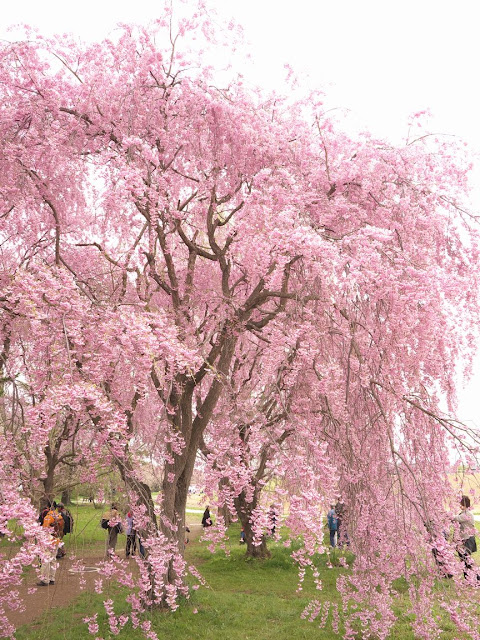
top-left (2, 0), bottom-right (480, 426)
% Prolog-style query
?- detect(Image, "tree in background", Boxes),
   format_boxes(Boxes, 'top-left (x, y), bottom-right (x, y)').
top-left (1, 3), bottom-right (480, 638)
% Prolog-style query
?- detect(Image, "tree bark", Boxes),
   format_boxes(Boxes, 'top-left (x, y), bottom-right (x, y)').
top-left (41, 452), bottom-right (56, 503)
top-left (235, 490), bottom-right (271, 559)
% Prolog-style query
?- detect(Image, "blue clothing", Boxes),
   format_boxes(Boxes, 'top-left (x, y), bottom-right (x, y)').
top-left (327, 509), bottom-right (338, 532)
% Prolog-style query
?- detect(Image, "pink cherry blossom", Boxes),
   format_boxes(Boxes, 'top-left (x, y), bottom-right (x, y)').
top-left (0, 3), bottom-right (480, 639)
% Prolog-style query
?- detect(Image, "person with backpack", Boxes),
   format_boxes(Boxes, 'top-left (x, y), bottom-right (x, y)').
top-left (37, 505), bottom-right (63, 586)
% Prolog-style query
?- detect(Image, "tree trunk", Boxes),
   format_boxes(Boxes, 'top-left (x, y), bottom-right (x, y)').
top-left (158, 333), bottom-right (239, 557)
top-left (61, 488), bottom-right (71, 504)
top-left (235, 490), bottom-right (271, 559)
top-left (219, 504), bottom-right (232, 527)
top-left (41, 454), bottom-right (56, 503)
top-left (111, 332), bottom-right (239, 606)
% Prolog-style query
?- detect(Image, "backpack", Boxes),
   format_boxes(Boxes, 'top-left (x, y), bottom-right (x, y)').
top-left (43, 510), bottom-right (64, 537)
top-left (465, 535), bottom-right (477, 554)
top-left (327, 510), bottom-right (338, 532)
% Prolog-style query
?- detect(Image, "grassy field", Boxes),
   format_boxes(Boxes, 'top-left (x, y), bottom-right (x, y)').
top-left (8, 504), bottom-right (480, 639)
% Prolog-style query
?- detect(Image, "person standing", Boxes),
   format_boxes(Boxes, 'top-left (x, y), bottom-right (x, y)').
top-left (202, 506), bottom-right (212, 528)
top-left (327, 504), bottom-right (338, 548)
top-left (37, 505), bottom-right (63, 586)
top-left (453, 495), bottom-right (477, 576)
top-left (58, 503), bottom-right (73, 536)
top-left (125, 511), bottom-right (137, 557)
top-left (102, 504), bottom-right (123, 556)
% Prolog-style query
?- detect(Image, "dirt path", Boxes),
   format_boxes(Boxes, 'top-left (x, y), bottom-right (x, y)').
top-left (4, 523), bottom-right (205, 635)
top-left (5, 550), bottom-right (106, 633)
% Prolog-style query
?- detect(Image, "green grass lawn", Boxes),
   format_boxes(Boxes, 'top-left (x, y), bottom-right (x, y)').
top-left (15, 524), bottom-right (348, 640)
top-left (8, 506), bottom-right (480, 639)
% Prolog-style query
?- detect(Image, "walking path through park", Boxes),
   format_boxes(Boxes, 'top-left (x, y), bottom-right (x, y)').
top-left (7, 552), bottom-right (106, 631)
top-left (5, 523), bottom-right (204, 633)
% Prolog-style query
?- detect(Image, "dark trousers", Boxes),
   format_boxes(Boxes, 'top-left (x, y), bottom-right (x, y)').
top-left (126, 533), bottom-right (137, 556)
top-left (106, 527), bottom-right (118, 555)
top-left (458, 547), bottom-right (475, 577)
top-left (329, 530), bottom-right (337, 547)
